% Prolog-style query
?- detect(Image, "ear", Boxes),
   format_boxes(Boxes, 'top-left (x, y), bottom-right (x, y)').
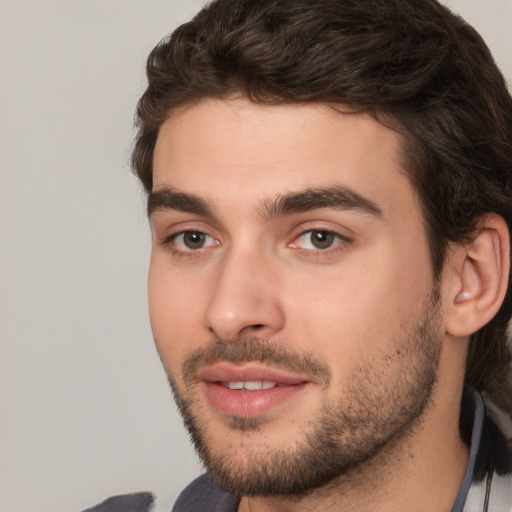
top-left (444, 213), bottom-right (510, 337)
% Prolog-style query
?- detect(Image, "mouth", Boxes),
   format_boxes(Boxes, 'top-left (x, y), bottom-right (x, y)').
top-left (220, 381), bottom-right (289, 390)
top-left (197, 364), bottom-right (312, 418)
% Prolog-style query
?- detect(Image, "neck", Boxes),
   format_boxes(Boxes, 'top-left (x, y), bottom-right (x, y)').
top-left (238, 387), bottom-right (469, 512)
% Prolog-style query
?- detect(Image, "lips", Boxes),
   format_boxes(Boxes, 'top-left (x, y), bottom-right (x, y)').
top-left (197, 363), bottom-right (312, 418)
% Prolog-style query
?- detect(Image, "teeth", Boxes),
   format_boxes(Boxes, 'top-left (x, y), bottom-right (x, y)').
top-left (223, 381), bottom-right (277, 390)
top-left (244, 381), bottom-right (262, 391)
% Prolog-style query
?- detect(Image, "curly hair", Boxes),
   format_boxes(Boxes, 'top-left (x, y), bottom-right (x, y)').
top-left (132, 0), bottom-right (512, 401)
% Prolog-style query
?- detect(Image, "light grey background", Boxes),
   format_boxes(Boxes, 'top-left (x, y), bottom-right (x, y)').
top-left (1, 1), bottom-right (511, 512)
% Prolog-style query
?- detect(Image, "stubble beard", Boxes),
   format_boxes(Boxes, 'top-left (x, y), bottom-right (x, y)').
top-left (165, 287), bottom-right (442, 497)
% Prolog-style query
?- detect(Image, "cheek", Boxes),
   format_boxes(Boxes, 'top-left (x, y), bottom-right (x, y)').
top-left (148, 257), bottom-right (208, 373)
top-left (283, 241), bottom-right (432, 377)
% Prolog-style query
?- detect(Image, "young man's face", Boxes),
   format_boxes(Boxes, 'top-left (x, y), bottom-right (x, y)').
top-left (148, 98), bottom-right (443, 495)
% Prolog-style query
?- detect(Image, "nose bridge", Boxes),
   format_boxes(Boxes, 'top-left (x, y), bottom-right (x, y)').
top-left (204, 240), bottom-right (285, 341)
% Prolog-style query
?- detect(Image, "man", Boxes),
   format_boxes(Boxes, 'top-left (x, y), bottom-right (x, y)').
top-left (89, 0), bottom-right (512, 510)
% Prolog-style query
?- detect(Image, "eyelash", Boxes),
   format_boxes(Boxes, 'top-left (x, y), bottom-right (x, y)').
top-left (290, 229), bottom-right (350, 254)
top-left (160, 227), bottom-right (351, 258)
top-left (161, 230), bottom-right (218, 256)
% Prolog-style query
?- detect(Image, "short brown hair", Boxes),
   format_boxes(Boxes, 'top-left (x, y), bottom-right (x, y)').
top-left (132, 0), bottom-right (512, 400)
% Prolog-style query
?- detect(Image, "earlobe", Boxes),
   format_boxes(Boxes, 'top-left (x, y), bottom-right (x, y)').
top-left (445, 214), bottom-right (510, 338)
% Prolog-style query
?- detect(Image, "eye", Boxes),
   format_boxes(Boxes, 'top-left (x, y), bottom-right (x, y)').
top-left (291, 229), bottom-right (346, 251)
top-left (171, 230), bottom-right (218, 251)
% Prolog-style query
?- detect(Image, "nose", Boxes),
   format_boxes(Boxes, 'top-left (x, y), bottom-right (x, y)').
top-left (204, 246), bottom-right (285, 341)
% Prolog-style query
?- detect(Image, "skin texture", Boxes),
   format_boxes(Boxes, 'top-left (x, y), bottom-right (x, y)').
top-left (148, 98), bottom-right (474, 511)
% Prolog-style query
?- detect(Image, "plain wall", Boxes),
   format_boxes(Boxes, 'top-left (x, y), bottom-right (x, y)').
top-left (1, 1), bottom-right (511, 511)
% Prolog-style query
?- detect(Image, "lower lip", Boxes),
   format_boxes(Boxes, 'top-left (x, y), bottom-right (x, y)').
top-left (202, 382), bottom-right (310, 418)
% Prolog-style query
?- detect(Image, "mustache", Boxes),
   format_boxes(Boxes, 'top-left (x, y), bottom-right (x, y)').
top-left (182, 338), bottom-right (332, 387)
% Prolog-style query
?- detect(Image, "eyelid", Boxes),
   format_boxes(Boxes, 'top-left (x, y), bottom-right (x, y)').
top-left (155, 220), bottom-right (222, 256)
top-left (288, 226), bottom-right (352, 253)
top-left (170, 231), bottom-right (219, 250)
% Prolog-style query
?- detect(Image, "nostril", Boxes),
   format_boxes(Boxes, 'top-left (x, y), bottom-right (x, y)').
top-left (240, 324), bottom-right (266, 336)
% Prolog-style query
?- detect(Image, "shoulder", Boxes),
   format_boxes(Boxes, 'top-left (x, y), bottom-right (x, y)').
top-left (465, 392), bottom-right (512, 511)
top-left (480, 392), bottom-right (512, 477)
top-left (81, 492), bottom-right (155, 512)
top-left (171, 473), bottom-right (240, 512)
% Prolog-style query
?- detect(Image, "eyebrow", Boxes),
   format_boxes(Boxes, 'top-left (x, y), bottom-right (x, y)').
top-left (148, 187), bottom-right (213, 218)
top-left (147, 185), bottom-right (383, 220)
top-left (260, 186), bottom-right (383, 220)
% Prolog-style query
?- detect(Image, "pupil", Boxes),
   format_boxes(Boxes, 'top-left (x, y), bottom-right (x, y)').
top-left (312, 231), bottom-right (333, 249)
top-left (184, 231), bottom-right (205, 249)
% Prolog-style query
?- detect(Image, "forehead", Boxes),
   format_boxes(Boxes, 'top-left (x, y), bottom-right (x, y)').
top-left (152, 98), bottom-right (414, 218)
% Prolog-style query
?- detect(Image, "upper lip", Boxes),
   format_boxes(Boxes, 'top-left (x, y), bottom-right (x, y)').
top-left (197, 362), bottom-right (313, 385)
